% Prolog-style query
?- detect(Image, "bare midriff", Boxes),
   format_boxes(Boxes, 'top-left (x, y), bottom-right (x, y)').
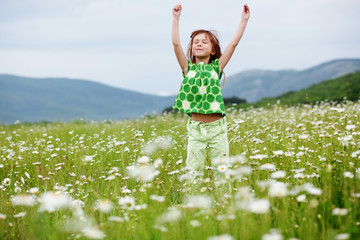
top-left (191, 113), bottom-right (223, 123)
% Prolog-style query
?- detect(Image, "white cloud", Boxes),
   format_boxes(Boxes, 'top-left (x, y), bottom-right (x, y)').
top-left (0, 0), bottom-right (359, 95)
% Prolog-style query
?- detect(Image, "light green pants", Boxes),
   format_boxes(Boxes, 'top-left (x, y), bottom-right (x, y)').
top-left (186, 117), bottom-right (229, 174)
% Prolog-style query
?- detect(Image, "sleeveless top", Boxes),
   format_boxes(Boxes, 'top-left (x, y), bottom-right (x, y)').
top-left (172, 59), bottom-right (226, 116)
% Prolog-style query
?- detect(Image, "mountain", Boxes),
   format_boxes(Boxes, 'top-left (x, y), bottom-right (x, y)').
top-left (1, 58), bottom-right (360, 124)
top-left (222, 58), bottom-right (360, 102)
top-left (252, 71), bottom-right (360, 106)
top-left (0, 75), bottom-right (175, 124)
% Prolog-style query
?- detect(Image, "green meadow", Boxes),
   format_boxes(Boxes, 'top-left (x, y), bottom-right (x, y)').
top-left (0, 101), bottom-right (359, 240)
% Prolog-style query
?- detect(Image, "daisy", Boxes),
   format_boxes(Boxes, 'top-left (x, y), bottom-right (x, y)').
top-left (2, 178), bottom-right (10, 186)
top-left (268, 182), bottom-right (288, 197)
top-left (156, 207), bottom-right (181, 224)
top-left (217, 165), bottom-right (228, 173)
top-left (137, 156), bottom-right (150, 164)
top-left (150, 195), bottom-right (165, 202)
top-left (259, 163), bottom-right (276, 171)
top-left (344, 171), bottom-right (354, 179)
top-left (13, 212), bottom-right (27, 218)
top-left (345, 125), bottom-right (356, 130)
top-left (38, 191), bottom-right (71, 212)
top-left (296, 194), bottom-right (306, 202)
top-left (11, 194), bottom-right (36, 206)
top-left (208, 234), bottom-right (234, 240)
top-left (262, 229), bottom-right (283, 240)
top-left (182, 195), bottom-right (213, 209)
top-left (332, 208), bottom-right (348, 216)
top-left (272, 150), bottom-right (284, 156)
top-left (270, 171), bottom-right (286, 179)
top-left (298, 134), bottom-right (309, 140)
top-left (248, 199), bottom-right (270, 214)
top-left (127, 165), bottom-right (159, 182)
top-left (108, 216), bottom-right (125, 222)
top-left (94, 199), bottom-right (113, 213)
top-left (82, 226), bottom-right (105, 239)
top-left (302, 183), bottom-right (322, 196)
top-left (118, 196), bottom-right (135, 210)
top-left (83, 155), bottom-right (94, 162)
top-left (190, 220), bottom-right (201, 227)
top-left (335, 233), bottom-right (350, 240)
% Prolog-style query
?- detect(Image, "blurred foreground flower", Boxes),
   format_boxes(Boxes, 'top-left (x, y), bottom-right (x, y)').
top-left (11, 194), bottom-right (36, 207)
top-left (336, 233), bottom-right (350, 240)
top-left (83, 155), bottom-right (95, 162)
top-left (150, 195), bottom-right (165, 202)
top-left (143, 136), bottom-right (173, 155)
top-left (127, 164), bottom-right (160, 182)
top-left (156, 207), bottom-right (181, 225)
top-left (94, 199), bottom-right (113, 213)
top-left (38, 191), bottom-right (71, 212)
top-left (262, 229), bottom-right (283, 240)
top-left (13, 212), bottom-right (27, 218)
top-left (260, 163), bottom-right (276, 171)
top-left (332, 208), bottom-right (348, 216)
top-left (182, 195), bottom-right (213, 209)
top-left (248, 199), bottom-right (270, 214)
top-left (208, 234), bottom-right (234, 240)
top-left (268, 182), bottom-right (289, 197)
top-left (82, 226), bottom-right (105, 239)
top-left (270, 171), bottom-right (286, 179)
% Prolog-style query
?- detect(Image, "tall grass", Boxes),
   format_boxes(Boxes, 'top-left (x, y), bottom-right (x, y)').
top-left (0, 100), bottom-right (359, 240)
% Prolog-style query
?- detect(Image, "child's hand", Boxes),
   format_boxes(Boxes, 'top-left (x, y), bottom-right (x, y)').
top-left (173, 4), bottom-right (182, 19)
top-left (241, 4), bottom-right (250, 21)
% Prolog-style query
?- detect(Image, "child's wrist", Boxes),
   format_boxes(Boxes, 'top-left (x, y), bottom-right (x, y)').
top-left (241, 18), bottom-right (249, 23)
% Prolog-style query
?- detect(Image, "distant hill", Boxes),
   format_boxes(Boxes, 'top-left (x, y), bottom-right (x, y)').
top-left (0, 75), bottom-right (175, 124)
top-left (222, 58), bottom-right (360, 102)
top-left (1, 58), bottom-right (360, 124)
top-left (252, 71), bottom-right (360, 107)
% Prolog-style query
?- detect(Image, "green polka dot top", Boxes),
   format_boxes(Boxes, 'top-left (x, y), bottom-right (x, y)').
top-left (172, 58), bottom-right (226, 116)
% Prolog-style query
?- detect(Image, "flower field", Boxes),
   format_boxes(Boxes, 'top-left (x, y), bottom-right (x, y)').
top-left (0, 101), bottom-right (359, 240)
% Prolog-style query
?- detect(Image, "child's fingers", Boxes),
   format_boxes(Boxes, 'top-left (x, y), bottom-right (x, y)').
top-left (243, 4), bottom-right (249, 13)
top-left (173, 4), bottom-right (182, 12)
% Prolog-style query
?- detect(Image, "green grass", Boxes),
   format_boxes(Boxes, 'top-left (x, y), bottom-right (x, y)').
top-left (0, 101), bottom-right (359, 240)
top-left (231, 70), bottom-right (360, 110)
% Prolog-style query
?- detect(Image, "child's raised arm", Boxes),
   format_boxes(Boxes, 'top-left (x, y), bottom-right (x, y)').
top-left (172, 4), bottom-right (188, 75)
top-left (219, 4), bottom-right (250, 72)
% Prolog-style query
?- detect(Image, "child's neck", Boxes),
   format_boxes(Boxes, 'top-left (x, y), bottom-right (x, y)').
top-left (195, 56), bottom-right (211, 65)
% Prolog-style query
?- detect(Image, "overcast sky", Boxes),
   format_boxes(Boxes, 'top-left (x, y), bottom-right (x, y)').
top-left (0, 0), bottom-right (359, 96)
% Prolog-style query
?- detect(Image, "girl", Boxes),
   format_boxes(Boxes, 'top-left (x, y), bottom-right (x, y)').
top-left (172, 4), bottom-right (250, 178)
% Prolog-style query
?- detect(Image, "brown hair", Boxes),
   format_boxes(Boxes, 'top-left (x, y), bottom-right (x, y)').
top-left (187, 29), bottom-right (222, 64)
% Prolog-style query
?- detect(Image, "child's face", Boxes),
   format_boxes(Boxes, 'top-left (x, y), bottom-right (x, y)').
top-left (192, 33), bottom-right (214, 59)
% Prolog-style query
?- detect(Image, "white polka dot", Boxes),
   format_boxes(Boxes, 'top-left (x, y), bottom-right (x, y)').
top-left (183, 100), bottom-right (190, 110)
top-left (187, 71), bottom-right (196, 78)
top-left (211, 71), bottom-right (219, 80)
top-left (210, 102), bottom-right (219, 110)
